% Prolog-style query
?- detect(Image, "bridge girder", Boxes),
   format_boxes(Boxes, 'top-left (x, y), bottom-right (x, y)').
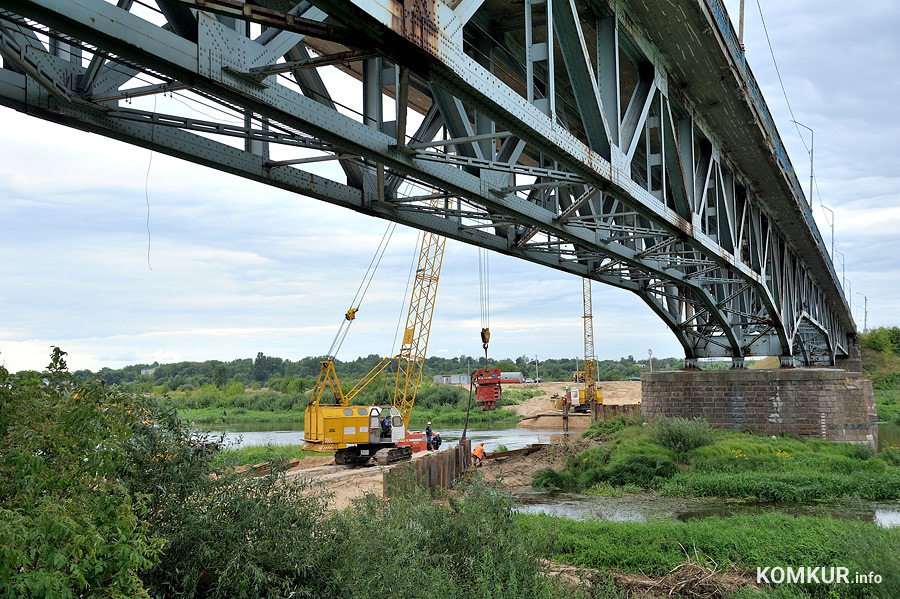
top-left (0, 0), bottom-right (854, 365)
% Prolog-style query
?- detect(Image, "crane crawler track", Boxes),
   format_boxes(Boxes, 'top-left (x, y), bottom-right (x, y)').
top-left (334, 444), bottom-right (413, 467)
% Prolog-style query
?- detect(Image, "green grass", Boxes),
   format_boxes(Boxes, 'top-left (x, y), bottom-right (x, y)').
top-left (584, 481), bottom-right (643, 497)
top-left (182, 400), bottom-right (522, 428)
top-left (583, 414), bottom-right (644, 439)
top-left (875, 390), bottom-right (900, 424)
top-left (534, 424), bottom-right (900, 501)
top-left (515, 512), bottom-right (900, 598)
top-left (211, 443), bottom-right (327, 468)
top-left (501, 385), bottom-right (544, 405)
top-left (410, 406), bottom-right (520, 428)
top-left (663, 469), bottom-right (900, 501)
top-left (181, 406), bottom-right (305, 424)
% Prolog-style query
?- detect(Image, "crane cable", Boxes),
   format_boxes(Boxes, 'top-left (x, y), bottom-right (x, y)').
top-left (383, 228), bottom-right (424, 399)
top-left (478, 247), bottom-right (490, 359)
top-left (463, 247), bottom-right (491, 442)
top-left (326, 221), bottom-right (397, 357)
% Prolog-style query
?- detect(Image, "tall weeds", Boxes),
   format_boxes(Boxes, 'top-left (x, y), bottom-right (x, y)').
top-left (651, 416), bottom-right (713, 454)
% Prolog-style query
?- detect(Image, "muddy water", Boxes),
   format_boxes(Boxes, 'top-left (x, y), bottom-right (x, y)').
top-left (879, 422), bottom-right (900, 451)
top-left (512, 489), bottom-right (900, 528)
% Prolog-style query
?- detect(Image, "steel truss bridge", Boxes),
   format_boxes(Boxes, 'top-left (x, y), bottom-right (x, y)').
top-left (0, 0), bottom-right (856, 367)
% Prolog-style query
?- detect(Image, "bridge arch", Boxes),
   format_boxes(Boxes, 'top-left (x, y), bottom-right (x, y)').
top-left (791, 315), bottom-right (834, 368)
top-left (0, 0), bottom-right (855, 367)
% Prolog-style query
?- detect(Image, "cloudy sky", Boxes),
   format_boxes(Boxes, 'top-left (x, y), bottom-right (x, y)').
top-left (1, 0), bottom-right (898, 373)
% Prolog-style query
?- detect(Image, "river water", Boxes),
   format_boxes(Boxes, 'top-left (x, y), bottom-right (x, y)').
top-left (207, 421), bottom-right (900, 527)
top-left (513, 490), bottom-right (900, 528)
top-left (207, 421), bottom-right (577, 452)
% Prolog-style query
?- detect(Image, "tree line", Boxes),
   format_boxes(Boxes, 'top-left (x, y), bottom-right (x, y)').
top-left (66, 352), bottom-right (687, 395)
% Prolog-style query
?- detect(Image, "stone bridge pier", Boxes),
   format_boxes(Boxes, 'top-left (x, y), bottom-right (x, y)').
top-left (642, 364), bottom-right (878, 448)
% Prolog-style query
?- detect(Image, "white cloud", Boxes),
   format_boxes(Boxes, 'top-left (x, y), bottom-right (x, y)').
top-left (2, 0), bottom-right (899, 372)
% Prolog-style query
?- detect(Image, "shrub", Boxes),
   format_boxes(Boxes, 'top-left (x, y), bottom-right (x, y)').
top-left (573, 444), bottom-right (611, 470)
top-left (0, 349), bottom-right (162, 598)
top-left (321, 480), bottom-right (572, 599)
top-left (850, 443), bottom-right (876, 461)
top-left (873, 372), bottom-right (900, 391)
top-left (881, 446), bottom-right (900, 467)
top-left (651, 416), bottom-right (713, 454)
top-left (532, 467), bottom-right (571, 489)
top-left (605, 454), bottom-right (678, 487)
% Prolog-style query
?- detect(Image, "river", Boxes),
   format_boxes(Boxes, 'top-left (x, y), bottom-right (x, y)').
top-left (207, 421), bottom-right (900, 527)
top-left (207, 421), bottom-right (577, 452)
top-left (208, 421), bottom-right (900, 453)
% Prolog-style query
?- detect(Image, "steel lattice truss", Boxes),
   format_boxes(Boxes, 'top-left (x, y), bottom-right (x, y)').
top-left (0, 0), bottom-right (855, 365)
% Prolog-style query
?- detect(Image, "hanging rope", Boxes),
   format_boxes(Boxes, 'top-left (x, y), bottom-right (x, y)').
top-left (478, 247), bottom-right (491, 364)
top-left (326, 221), bottom-right (397, 357)
top-left (465, 248), bottom-right (491, 441)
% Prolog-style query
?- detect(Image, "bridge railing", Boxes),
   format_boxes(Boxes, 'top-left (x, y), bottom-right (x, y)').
top-left (703, 0), bottom-right (844, 299)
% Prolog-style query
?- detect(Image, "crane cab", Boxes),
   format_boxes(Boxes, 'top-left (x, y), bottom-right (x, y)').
top-left (367, 406), bottom-right (405, 444)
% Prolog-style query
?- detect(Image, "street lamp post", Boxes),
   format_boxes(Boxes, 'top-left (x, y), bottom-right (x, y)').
top-left (791, 120), bottom-right (814, 208)
top-left (833, 249), bottom-right (846, 291)
top-left (856, 292), bottom-right (868, 333)
top-left (821, 204), bottom-right (835, 258)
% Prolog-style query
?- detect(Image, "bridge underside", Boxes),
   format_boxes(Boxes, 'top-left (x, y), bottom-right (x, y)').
top-left (0, 0), bottom-right (855, 366)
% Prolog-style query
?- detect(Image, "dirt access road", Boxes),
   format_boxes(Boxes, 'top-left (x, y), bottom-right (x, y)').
top-left (280, 438), bottom-right (588, 510)
top-left (507, 380), bottom-right (641, 430)
top-left (279, 380), bottom-right (641, 509)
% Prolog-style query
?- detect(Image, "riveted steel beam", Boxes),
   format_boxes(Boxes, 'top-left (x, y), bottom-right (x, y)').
top-left (0, 0), bottom-right (854, 367)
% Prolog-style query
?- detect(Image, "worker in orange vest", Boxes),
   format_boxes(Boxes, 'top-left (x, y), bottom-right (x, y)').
top-left (472, 442), bottom-right (485, 467)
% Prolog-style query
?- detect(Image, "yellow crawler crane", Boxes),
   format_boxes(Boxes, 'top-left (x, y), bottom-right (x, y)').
top-left (574, 278), bottom-right (602, 413)
top-left (304, 229), bottom-right (445, 466)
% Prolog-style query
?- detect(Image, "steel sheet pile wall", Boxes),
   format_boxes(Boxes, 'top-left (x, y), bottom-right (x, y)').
top-left (591, 403), bottom-right (641, 421)
top-left (383, 438), bottom-right (471, 497)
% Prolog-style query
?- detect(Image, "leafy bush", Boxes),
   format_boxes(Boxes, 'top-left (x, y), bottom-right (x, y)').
top-left (320, 480), bottom-right (573, 599)
top-left (605, 454), bottom-right (678, 487)
top-left (405, 383), bottom-right (467, 410)
top-left (850, 443), bottom-right (876, 461)
top-left (862, 327), bottom-right (898, 354)
top-left (651, 416), bottom-right (713, 454)
top-left (873, 372), bottom-right (900, 391)
top-left (532, 447), bottom-right (676, 490)
top-left (138, 469), bottom-right (328, 598)
top-left (501, 386), bottom-right (544, 405)
top-left (532, 467), bottom-right (572, 489)
top-left (0, 349), bottom-right (161, 598)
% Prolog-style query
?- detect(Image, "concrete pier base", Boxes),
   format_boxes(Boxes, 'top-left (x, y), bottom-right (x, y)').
top-left (642, 369), bottom-right (878, 447)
